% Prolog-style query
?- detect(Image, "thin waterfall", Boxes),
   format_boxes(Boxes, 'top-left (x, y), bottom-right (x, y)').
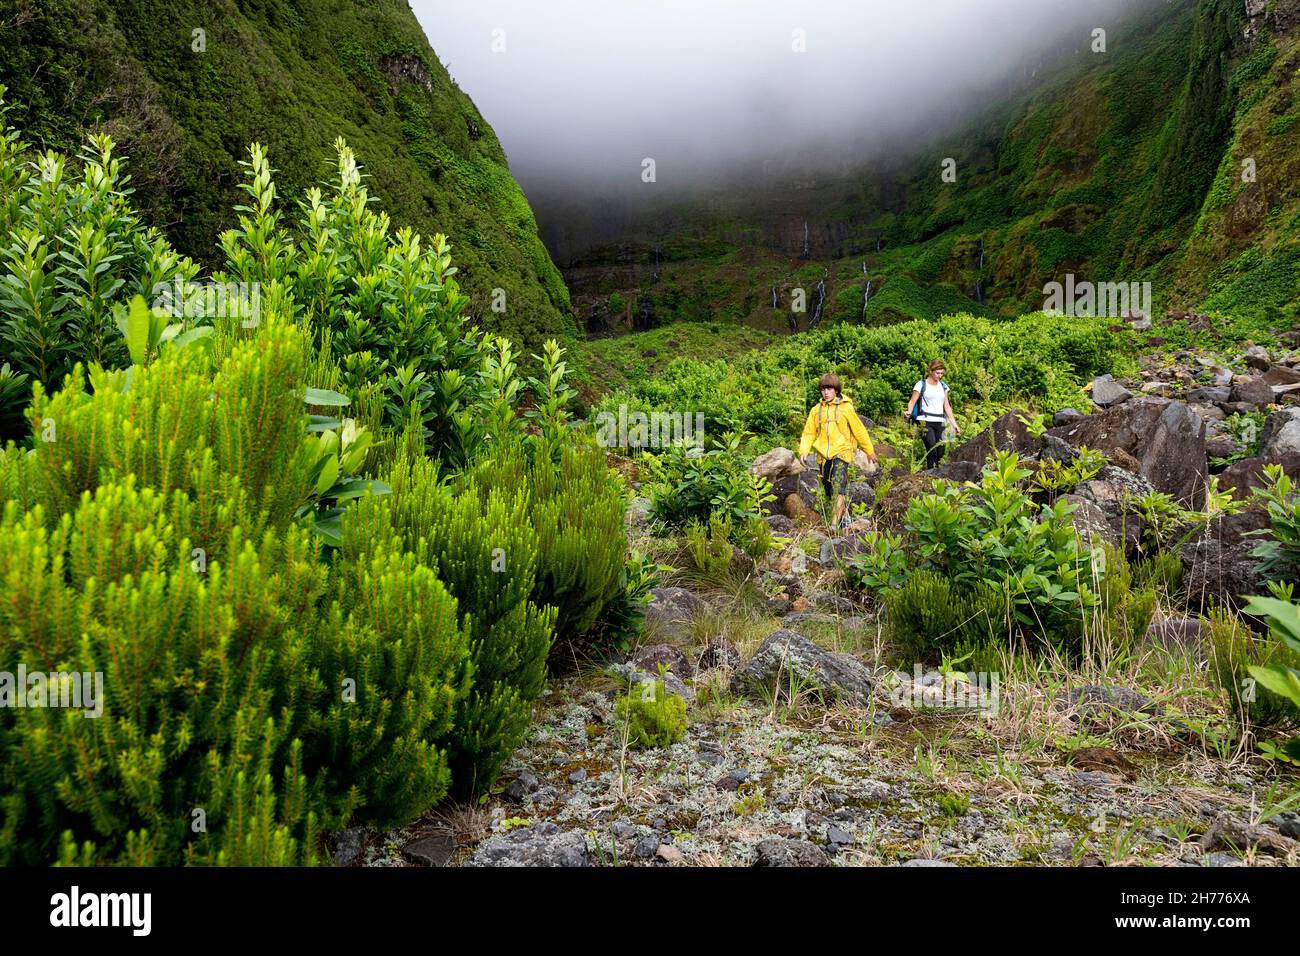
top-left (809, 277), bottom-right (826, 329)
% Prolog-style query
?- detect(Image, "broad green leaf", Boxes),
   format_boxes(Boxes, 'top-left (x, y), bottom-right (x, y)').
top-left (307, 415), bottom-right (342, 433)
top-left (305, 387), bottom-right (350, 407)
top-left (328, 479), bottom-right (392, 502)
top-left (1247, 664), bottom-right (1300, 708)
top-left (125, 294), bottom-right (152, 366)
top-left (1243, 595), bottom-right (1300, 650)
top-left (312, 513), bottom-right (343, 547)
top-left (314, 454), bottom-right (339, 495)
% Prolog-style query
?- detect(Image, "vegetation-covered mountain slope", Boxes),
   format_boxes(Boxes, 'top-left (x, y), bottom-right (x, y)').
top-left (0, 0), bottom-right (573, 345)
top-left (559, 0), bottom-right (1300, 338)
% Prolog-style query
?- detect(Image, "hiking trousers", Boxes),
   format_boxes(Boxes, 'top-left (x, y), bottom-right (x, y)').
top-left (921, 420), bottom-right (945, 469)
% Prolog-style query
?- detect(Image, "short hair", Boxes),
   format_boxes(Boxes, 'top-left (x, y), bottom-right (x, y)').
top-left (818, 373), bottom-right (842, 396)
top-left (929, 360), bottom-right (946, 374)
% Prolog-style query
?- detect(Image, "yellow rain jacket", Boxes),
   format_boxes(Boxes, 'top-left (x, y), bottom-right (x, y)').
top-left (798, 397), bottom-right (874, 463)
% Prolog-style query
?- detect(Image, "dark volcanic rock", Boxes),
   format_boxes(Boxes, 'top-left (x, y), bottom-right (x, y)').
top-left (936, 410), bottom-right (1037, 479)
top-left (753, 838), bottom-right (830, 867)
top-left (737, 630), bottom-right (876, 705)
top-left (1091, 374), bottom-right (1133, 408)
top-left (645, 587), bottom-right (707, 640)
top-left (1218, 453), bottom-right (1300, 500)
top-left (1048, 398), bottom-right (1207, 508)
top-left (1179, 511), bottom-right (1271, 611)
top-left (469, 823), bottom-right (589, 867)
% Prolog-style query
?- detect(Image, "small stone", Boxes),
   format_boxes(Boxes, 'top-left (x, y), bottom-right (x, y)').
top-left (1244, 345), bottom-right (1271, 371)
top-left (655, 844), bottom-right (684, 864)
top-left (716, 769), bottom-right (750, 792)
top-left (568, 768), bottom-right (588, 784)
top-left (402, 832), bottom-right (457, 867)
top-left (1091, 375), bottom-right (1133, 408)
top-left (898, 858), bottom-right (957, 867)
top-left (754, 838), bottom-right (830, 867)
top-left (331, 826), bottom-right (367, 867)
top-left (610, 820), bottom-right (636, 840)
top-left (634, 834), bottom-right (660, 859)
top-left (468, 822), bottom-right (589, 868)
top-left (505, 770), bottom-right (539, 802)
top-left (826, 825), bottom-right (853, 847)
top-left (1053, 408), bottom-right (1085, 427)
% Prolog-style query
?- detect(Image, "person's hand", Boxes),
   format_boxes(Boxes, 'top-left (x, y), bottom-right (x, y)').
top-left (952, 423), bottom-right (962, 436)
top-left (869, 453), bottom-right (879, 465)
top-left (800, 454), bottom-right (809, 468)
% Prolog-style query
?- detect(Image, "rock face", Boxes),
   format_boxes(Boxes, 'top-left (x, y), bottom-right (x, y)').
top-left (751, 447), bottom-right (820, 517)
top-left (1142, 616), bottom-right (1206, 652)
top-left (936, 409), bottom-right (1036, 478)
top-left (1047, 398), bottom-right (1207, 508)
top-left (468, 823), bottom-right (589, 867)
top-left (1142, 401), bottom-right (1210, 509)
top-left (1179, 511), bottom-right (1270, 611)
top-left (1061, 493), bottom-right (1119, 549)
top-left (1230, 376), bottom-right (1274, 407)
top-left (1218, 453), bottom-right (1300, 500)
top-left (1261, 408), bottom-right (1300, 458)
top-left (736, 630), bottom-right (876, 706)
top-left (750, 447), bottom-right (802, 483)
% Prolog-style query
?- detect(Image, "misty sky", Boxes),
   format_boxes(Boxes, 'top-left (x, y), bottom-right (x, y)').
top-left (412, 0), bottom-right (1157, 193)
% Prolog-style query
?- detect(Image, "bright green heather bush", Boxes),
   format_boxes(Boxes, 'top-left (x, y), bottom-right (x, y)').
top-left (616, 679), bottom-right (688, 749)
top-left (0, 319), bottom-right (472, 865)
top-left (354, 442), bottom-right (555, 797)
top-left (473, 437), bottom-right (628, 657)
top-left (597, 312), bottom-right (1117, 446)
top-left (1210, 601), bottom-right (1300, 743)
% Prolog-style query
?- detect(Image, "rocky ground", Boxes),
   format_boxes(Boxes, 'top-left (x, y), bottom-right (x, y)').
top-left (333, 334), bottom-right (1300, 868)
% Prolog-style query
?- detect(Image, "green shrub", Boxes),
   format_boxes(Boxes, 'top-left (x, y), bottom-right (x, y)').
top-left (356, 441), bottom-right (555, 798)
top-left (0, 101), bottom-right (199, 443)
top-left (644, 433), bottom-right (774, 536)
top-left (1250, 466), bottom-right (1300, 584)
top-left (615, 678), bottom-right (688, 749)
top-left (0, 320), bottom-right (472, 865)
top-left (884, 571), bottom-right (1004, 666)
top-left (473, 438), bottom-right (628, 656)
top-left (587, 550), bottom-right (661, 655)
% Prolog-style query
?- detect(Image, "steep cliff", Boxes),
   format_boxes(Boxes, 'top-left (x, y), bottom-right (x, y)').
top-left (1, 0), bottom-right (573, 344)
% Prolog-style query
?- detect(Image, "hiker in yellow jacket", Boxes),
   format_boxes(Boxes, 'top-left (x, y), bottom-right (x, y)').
top-left (799, 373), bottom-right (878, 531)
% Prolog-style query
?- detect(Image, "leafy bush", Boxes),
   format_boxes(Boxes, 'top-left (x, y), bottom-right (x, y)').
top-left (587, 550), bottom-right (661, 655)
top-left (1250, 466), bottom-right (1300, 584)
top-left (644, 433), bottom-right (774, 543)
top-left (859, 451), bottom-right (1104, 659)
top-left (615, 678), bottom-right (688, 749)
top-left (597, 312), bottom-right (1119, 446)
top-left (0, 95), bottom-right (200, 442)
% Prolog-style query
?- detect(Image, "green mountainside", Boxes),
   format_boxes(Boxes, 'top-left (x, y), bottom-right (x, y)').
top-left (1, 0), bottom-right (573, 345)
top-left (559, 0), bottom-right (1300, 341)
